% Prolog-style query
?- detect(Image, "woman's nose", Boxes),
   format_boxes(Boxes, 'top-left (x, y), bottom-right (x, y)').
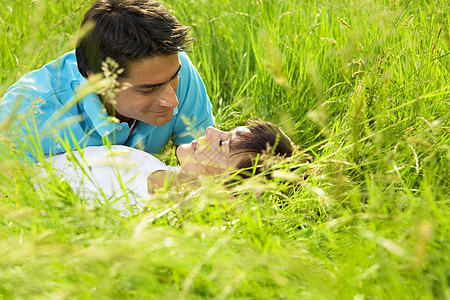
top-left (204, 128), bottom-right (221, 148)
top-left (205, 126), bottom-right (222, 140)
top-left (205, 127), bottom-right (230, 148)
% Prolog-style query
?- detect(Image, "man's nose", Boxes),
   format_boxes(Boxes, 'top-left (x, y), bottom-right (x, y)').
top-left (158, 83), bottom-right (179, 108)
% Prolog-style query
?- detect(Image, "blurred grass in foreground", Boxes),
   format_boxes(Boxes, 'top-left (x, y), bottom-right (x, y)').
top-left (0, 0), bottom-right (449, 298)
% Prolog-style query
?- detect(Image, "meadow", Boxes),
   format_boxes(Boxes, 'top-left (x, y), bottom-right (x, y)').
top-left (0, 0), bottom-right (449, 298)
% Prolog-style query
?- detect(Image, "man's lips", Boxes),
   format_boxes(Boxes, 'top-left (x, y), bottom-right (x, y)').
top-left (148, 108), bottom-right (172, 116)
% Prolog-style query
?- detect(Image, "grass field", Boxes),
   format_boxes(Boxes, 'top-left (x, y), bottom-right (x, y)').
top-left (0, 0), bottom-right (449, 298)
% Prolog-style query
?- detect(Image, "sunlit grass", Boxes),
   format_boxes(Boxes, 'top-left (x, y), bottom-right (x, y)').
top-left (0, 0), bottom-right (449, 298)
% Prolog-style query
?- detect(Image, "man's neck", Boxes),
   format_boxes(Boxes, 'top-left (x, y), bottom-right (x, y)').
top-left (101, 96), bottom-right (134, 125)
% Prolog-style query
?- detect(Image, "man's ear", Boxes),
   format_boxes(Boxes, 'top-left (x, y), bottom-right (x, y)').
top-left (86, 70), bottom-right (94, 78)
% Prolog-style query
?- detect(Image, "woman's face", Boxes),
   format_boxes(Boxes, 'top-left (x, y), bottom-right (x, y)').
top-left (176, 126), bottom-right (250, 176)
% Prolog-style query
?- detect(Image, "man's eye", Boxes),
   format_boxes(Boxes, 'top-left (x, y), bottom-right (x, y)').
top-left (219, 140), bottom-right (223, 147)
top-left (139, 89), bottom-right (154, 95)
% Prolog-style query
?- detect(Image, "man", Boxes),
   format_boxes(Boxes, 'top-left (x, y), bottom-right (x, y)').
top-left (0, 0), bottom-right (214, 158)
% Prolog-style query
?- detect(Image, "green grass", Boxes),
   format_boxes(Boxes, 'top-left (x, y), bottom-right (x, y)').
top-left (0, 0), bottom-right (449, 298)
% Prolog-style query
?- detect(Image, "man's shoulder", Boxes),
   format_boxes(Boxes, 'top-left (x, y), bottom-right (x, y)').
top-left (178, 51), bottom-right (191, 62)
top-left (3, 50), bottom-right (84, 103)
top-left (17, 50), bottom-right (80, 82)
top-left (178, 51), bottom-right (195, 70)
top-left (43, 50), bottom-right (79, 73)
top-left (32, 50), bottom-right (83, 88)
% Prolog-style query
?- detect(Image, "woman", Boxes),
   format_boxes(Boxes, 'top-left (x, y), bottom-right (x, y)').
top-left (152, 120), bottom-right (296, 189)
top-left (48, 120), bottom-right (296, 210)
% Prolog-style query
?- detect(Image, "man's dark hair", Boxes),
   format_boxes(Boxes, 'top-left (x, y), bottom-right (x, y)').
top-left (76, 0), bottom-right (191, 78)
top-left (229, 120), bottom-right (295, 179)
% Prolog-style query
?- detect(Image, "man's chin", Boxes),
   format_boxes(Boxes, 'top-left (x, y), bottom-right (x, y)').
top-left (145, 111), bottom-right (174, 126)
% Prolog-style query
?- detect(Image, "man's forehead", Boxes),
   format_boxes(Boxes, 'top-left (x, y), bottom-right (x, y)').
top-left (122, 54), bottom-right (180, 84)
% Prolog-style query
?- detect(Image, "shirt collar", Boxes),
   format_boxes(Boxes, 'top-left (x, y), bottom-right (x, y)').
top-left (81, 92), bottom-right (117, 137)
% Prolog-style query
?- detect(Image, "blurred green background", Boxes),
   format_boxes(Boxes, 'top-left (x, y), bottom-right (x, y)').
top-left (0, 0), bottom-right (448, 298)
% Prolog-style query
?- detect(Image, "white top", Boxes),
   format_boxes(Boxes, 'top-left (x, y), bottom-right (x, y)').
top-left (47, 145), bottom-right (180, 211)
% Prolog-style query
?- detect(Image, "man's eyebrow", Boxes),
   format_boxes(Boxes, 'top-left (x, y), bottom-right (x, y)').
top-left (133, 64), bottom-right (181, 90)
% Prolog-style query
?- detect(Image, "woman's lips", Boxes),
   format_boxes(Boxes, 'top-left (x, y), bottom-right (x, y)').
top-left (191, 140), bottom-right (198, 151)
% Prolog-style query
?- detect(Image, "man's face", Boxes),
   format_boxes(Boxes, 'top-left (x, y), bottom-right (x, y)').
top-left (110, 53), bottom-right (181, 126)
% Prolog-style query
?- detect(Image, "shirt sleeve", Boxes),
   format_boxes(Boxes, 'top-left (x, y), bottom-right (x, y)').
top-left (1, 82), bottom-right (92, 158)
top-left (1, 78), bottom-right (60, 158)
top-left (0, 51), bottom-right (93, 158)
top-left (171, 52), bottom-right (215, 145)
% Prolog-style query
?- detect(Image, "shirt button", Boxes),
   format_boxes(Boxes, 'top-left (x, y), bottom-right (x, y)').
top-left (117, 125), bottom-right (123, 130)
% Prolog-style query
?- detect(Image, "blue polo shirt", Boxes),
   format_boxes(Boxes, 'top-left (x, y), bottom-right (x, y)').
top-left (0, 50), bottom-right (214, 157)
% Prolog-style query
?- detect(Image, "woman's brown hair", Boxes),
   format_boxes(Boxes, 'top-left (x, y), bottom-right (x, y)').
top-left (229, 120), bottom-right (295, 179)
